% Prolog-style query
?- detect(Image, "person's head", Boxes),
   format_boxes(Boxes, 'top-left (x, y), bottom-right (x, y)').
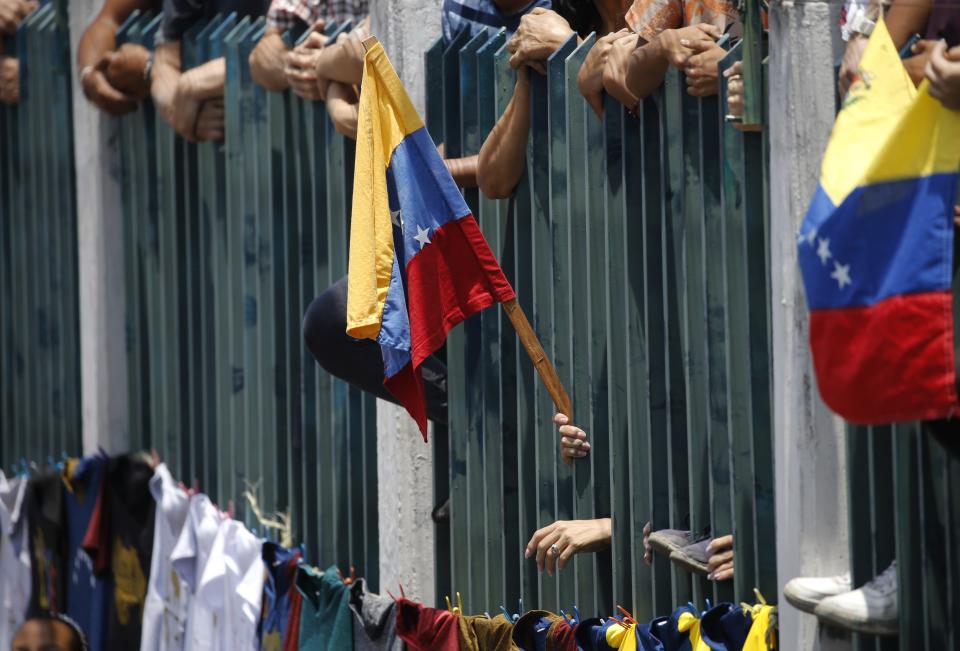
top-left (11, 615), bottom-right (87, 651)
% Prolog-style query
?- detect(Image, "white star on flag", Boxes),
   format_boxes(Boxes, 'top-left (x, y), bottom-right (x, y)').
top-left (806, 228), bottom-right (817, 245)
top-left (831, 261), bottom-right (852, 289)
top-left (414, 225), bottom-right (431, 250)
top-left (817, 238), bottom-right (832, 265)
top-left (391, 209), bottom-right (403, 228)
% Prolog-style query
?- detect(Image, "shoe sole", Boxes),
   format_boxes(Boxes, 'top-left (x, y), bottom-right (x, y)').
top-left (649, 538), bottom-right (688, 559)
top-left (783, 590), bottom-right (824, 615)
top-left (669, 550), bottom-right (710, 576)
top-left (815, 609), bottom-right (898, 637)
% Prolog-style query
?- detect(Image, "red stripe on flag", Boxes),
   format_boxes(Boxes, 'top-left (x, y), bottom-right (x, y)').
top-left (810, 291), bottom-right (959, 424)
top-left (406, 215), bottom-right (515, 368)
top-left (384, 362), bottom-right (429, 441)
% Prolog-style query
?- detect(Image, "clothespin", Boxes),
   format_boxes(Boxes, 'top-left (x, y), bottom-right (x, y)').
top-left (484, 611), bottom-right (491, 619)
top-left (560, 606), bottom-right (581, 626)
top-left (337, 566), bottom-right (357, 586)
top-left (616, 605), bottom-right (637, 625)
top-left (445, 592), bottom-right (463, 615)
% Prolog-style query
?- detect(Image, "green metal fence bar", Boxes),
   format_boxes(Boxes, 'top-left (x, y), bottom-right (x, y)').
top-left (0, 0), bottom-right (81, 466)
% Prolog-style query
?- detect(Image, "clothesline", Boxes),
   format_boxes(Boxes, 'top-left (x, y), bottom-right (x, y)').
top-left (0, 452), bottom-right (777, 650)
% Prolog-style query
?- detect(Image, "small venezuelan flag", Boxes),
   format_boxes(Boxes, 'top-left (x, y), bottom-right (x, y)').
top-left (346, 40), bottom-right (515, 439)
top-left (799, 17), bottom-right (960, 424)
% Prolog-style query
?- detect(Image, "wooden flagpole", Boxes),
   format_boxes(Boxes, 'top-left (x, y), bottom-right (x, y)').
top-left (502, 298), bottom-right (574, 465)
top-left (361, 35), bottom-right (575, 463)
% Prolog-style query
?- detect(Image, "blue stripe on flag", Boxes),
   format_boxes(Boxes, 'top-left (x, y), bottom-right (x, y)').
top-left (799, 173), bottom-right (957, 310)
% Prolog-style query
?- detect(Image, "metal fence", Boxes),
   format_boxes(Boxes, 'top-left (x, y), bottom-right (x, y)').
top-left (424, 21), bottom-right (777, 618)
top-left (0, 0), bottom-right (82, 466)
top-left (112, 11), bottom-right (380, 588)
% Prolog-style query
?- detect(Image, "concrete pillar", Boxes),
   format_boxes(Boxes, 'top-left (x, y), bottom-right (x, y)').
top-left (68, 0), bottom-right (130, 455)
top-left (369, 0), bottom-right (440, 606)
top-left (768, 1), bottom-right (851, 648)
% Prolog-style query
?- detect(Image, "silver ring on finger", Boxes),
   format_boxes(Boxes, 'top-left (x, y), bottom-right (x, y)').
top-left (550, 544), bottom-right (560, 557)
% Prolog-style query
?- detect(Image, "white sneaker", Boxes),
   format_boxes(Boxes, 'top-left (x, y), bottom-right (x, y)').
top-left (814, 561), bottom-right (898, 637)
top-left (783, 572), bottom-right (852, 613)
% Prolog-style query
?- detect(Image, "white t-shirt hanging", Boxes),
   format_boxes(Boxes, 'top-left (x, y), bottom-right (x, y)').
top-left (195, 519), bottom-right (265, 651)
top-left (171, 494), bottom-right (223, 651)
top-left (0, 472), bottom-right (30, 651)
top-left (141, 463), bottom-right (191, 651)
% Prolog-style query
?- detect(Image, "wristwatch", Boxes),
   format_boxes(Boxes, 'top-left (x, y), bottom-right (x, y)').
top-left (847, 12), bottom-right (876, 37)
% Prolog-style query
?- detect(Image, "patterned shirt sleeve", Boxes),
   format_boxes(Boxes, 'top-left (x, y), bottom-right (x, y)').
top-left (625, 0), bottom-right (739, 42)
top-left (266, 0), bottom-right (369, 31)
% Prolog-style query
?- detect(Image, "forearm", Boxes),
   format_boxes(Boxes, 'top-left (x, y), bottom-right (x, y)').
top-left (477, 78), bottom-right (531, 199)
top-left (314, 43), bottom-right (362, 86)
top-left (249, 30), bottom-right (289, 92)
top-left (77, 0), bottom-right (152, 69)
top-left (151, 41), bottom-right (181, 121)
top-left (884, 0), bottom-right (933, 48)
top-left (77, 18), bottom-right (119, 69)
top-left (445, 155), bottom-right (478, 189)
top-left (625, 38), bottom-right (670, 101)
top-left (182, 56), bottom-right (225, 101)
top-left (327, 82), bottom-right (358, 139)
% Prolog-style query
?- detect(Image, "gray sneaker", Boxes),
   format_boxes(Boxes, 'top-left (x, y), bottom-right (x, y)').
top-left (669, 538), bottom-right (712, 576)
top-left (648, 529), bottom-right (696, 559)
top-left (783, 572), bottom-right (853, 613)
top-left (814, 561), bottom-right (898, 636)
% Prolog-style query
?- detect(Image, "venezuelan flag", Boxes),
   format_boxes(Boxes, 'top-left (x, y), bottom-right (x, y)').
top-left (345, 40), bottom-right (515, 439)
top-left (799, 17), bottom-right (960, 424)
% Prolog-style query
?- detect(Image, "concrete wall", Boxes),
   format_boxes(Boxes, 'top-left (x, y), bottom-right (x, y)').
top-left (370, 0), bottom-right (441, 607)
top-left (68, 0), bottom-right (130, 456)
top-left (768, 1), bottom-right (851, 648)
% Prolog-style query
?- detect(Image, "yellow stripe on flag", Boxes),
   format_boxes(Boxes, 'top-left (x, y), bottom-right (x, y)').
top-left (346, 40), bottom-right (425, 340)
top-left (819, 16), bottom-right (916, 205)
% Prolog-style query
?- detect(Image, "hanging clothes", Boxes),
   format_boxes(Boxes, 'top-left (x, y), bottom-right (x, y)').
top-left (512, 610), bottom-right (559, 651)
top-left (140, 462), bottom-right (191, 651)
top-left (395, 597), bottom-right (461, 651)
top-left (606, 621), bottom-right (639, 650)
top-left (676, 610), bottom-right (708, 651)
top-left (195, 518), bottom-right (265, 650)
top-left (26, 467), bottom-right (67, 615)
top-left (547, 615), bottom-right (578, 650)
top-left (574, 618), bottom-right (616, 651)
top-left (170, 493), bottom-right (222, 650)
top-left (83, 455), bottom-right (156, 649)
top-left (62, 457), bottom-right (108, 651)
top-left (0, 470), bottom-right (30, 650)
top-left (260, 542), bottom-right (304, 651)
top-left (741, 603), bottom-right (776, 651)
top-left (458, 613), bottom-right (519, 650)
top-left (296, 565), bottom-right (354, 650)
top-left (284, 576), bottom-right (304, 651)
top-left (699, 603), bottom-right (752, 651)
top-left (348, 578), bottom-right (403, 651)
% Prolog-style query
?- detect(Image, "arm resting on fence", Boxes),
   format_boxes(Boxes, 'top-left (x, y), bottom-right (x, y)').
top-left (477, 66), bottom-right (531, 200)
top-left (76, 0), bottom-right (150, 114)
top-left (250, 29), bottom-right (290, 92)
top-left (326, 81), bottom-right (359, 139)
top-left (444, 155), bottom-right (478, 189)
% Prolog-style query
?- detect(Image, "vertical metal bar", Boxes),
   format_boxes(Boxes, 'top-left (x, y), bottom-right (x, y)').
top-left (476, 27), bottom-right (507, 609)
top-left (457, 27), bottom-right (490, 610)
top-left (622, 98), bottom-right (650, 620)
top-left (443, 26), bottom-right (470, 606)
top-left (545, 34), bottom-right (578, 611)
top-left (660, 69), bottom-right (692, 606)
top-left (562, 35), bottom-right (596, 614)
